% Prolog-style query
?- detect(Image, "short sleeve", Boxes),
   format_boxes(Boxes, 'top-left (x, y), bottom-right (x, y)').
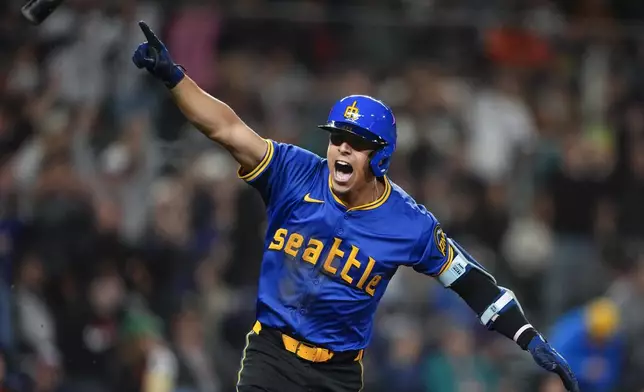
top-left (411, 217), bottom-right (455, 276)
top-left (238, 139), bottom-right (323, 208)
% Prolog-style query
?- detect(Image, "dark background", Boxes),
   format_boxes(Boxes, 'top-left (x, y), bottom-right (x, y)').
top-left (1, 0), bottom-right (644, 391)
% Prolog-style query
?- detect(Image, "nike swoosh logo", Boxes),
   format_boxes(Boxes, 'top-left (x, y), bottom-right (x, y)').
top-left (304, 193), bottom-right (324, 203)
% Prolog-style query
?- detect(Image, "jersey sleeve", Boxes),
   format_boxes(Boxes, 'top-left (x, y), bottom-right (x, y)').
top-left (238, 139), bottom-right (322, 208)
top-left (411, 216), bottom-right (455, 276)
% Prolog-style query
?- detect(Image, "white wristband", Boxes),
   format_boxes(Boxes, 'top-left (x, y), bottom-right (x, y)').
top-left (513, 323), bottom-right (534, 342)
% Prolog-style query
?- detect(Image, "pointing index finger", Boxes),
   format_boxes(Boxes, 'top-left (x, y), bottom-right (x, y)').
top-left (138, 21), bottom-right (162, 48)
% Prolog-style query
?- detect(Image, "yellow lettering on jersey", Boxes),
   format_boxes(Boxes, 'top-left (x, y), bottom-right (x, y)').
top-left (268, 228), bottom-right (288, 251)
top-left (284, 233), bottom-right (304, 257)
top-left (340, 245), bottom-right (361, 285)
top-left (302, 239), bottom-right (323, 265)
top-left (365, 275), bottom-right (382, 296)
top-left (267, 228), bottom-right (382, 296)
top-left (323, 238), bottom-right (344, 275)
top-left (356, 257), bottom-right (375, 289)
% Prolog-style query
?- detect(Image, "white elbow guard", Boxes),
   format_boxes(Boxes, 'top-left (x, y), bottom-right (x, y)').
top-left (438, 238), bottom-right (496, 287)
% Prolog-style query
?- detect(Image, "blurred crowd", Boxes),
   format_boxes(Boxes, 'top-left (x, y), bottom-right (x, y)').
top-left (1, 0), bottom-right (644, 391)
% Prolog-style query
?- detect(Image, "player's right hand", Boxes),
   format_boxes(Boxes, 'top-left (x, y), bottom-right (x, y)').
top-left (132, 21), bottom-right (185, 88)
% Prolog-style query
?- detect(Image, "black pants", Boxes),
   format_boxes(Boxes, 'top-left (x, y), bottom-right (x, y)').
top-left (236, 325), bottom-right (364, 392)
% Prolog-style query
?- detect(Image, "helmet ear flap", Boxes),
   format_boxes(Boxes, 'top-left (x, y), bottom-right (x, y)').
top-left (370, 145), bottom-right (394, 177)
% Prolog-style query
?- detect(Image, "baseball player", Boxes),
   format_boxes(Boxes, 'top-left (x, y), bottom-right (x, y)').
top-left (132, 22), bottom-right (580, 392)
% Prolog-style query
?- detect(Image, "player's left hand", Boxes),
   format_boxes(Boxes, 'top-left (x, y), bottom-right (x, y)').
top-left (132, 21), bottom-right (185, 88)
top-left (527, 334), bottom-right (579, 392)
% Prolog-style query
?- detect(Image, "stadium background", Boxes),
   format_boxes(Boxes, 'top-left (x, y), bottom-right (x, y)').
top-left (1, 0), bottom-right (644, 391)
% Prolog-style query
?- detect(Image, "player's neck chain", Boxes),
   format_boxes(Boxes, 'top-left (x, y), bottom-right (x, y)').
top-left (345, 179), bottom-right (381, 208)
top-left (372, 178), bottom-right (379, 204)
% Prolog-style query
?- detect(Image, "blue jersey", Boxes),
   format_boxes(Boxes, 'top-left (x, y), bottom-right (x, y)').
top-left (239, 139), bottom-right (454, 351)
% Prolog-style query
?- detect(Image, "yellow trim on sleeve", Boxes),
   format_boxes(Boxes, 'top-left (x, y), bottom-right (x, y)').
top-left (435, 244), bottom-right (455, 276)
top-left (328, 175), bottom-right (392, 212)
top-left (238, 139), bottom-right (274, 182)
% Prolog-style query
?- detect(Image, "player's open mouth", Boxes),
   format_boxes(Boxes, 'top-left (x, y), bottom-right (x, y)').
top-left (334, 160), bottom-right (353, 183)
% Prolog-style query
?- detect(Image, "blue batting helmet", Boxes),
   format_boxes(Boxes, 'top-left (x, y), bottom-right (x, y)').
top-left (318, 95), bottom-right (397, 177)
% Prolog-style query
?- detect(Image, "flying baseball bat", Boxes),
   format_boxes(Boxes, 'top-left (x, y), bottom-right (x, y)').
top-left (21, 0), bottom-right (65, 25)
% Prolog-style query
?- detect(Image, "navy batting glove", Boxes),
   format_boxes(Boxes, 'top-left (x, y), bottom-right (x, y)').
top-left (528, 335), bottom-right (580, 392)
top-left (132, 21), bottom-right (185, 88)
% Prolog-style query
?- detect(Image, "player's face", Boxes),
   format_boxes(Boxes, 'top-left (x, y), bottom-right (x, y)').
top-left (327, 131), bottom-right (379, 194)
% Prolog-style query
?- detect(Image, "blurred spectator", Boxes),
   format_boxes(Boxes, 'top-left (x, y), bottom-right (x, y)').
top-left (485, 3), bottom-right (555, 69)
top-left (56, 262), bottom-right (125, 392)
top-left (110, 0), bottom-right (162, 126)
top-left (171, 304), bottom-right (219, 392)
top-left (165, 1), bottom-right (221, 93)
top-left (29, 151), bottom-right (96, 280)
top-left (547, 297), bottom-right (624, 392)
top-left (424, 319), bottom-right (500, 392)
top-left (378, 318), bottom-right (425, 392)
top-left (465, 69), bottom-right (537, 184)
top-left (501, 194), bottom-right (554, 304)
top-left (116, 310), bottom-right (177, 392)
top-left (14, 252), bottom-right (60, 390)
top-left (606, 242), bottom-right (644, 391)
top-left (541, 132), bottom-right (614, 321)
top-left (139, 175), bottom-right (193, 320)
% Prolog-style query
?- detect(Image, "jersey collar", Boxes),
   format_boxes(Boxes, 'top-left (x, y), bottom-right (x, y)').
top-left (327, 174), bottom-right (392, 212)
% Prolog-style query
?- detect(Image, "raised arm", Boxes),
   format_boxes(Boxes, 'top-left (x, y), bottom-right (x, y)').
top-left (132, 21), bottom-right (266, 173)
top-left (169, 77), bottom-right (267, 172)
